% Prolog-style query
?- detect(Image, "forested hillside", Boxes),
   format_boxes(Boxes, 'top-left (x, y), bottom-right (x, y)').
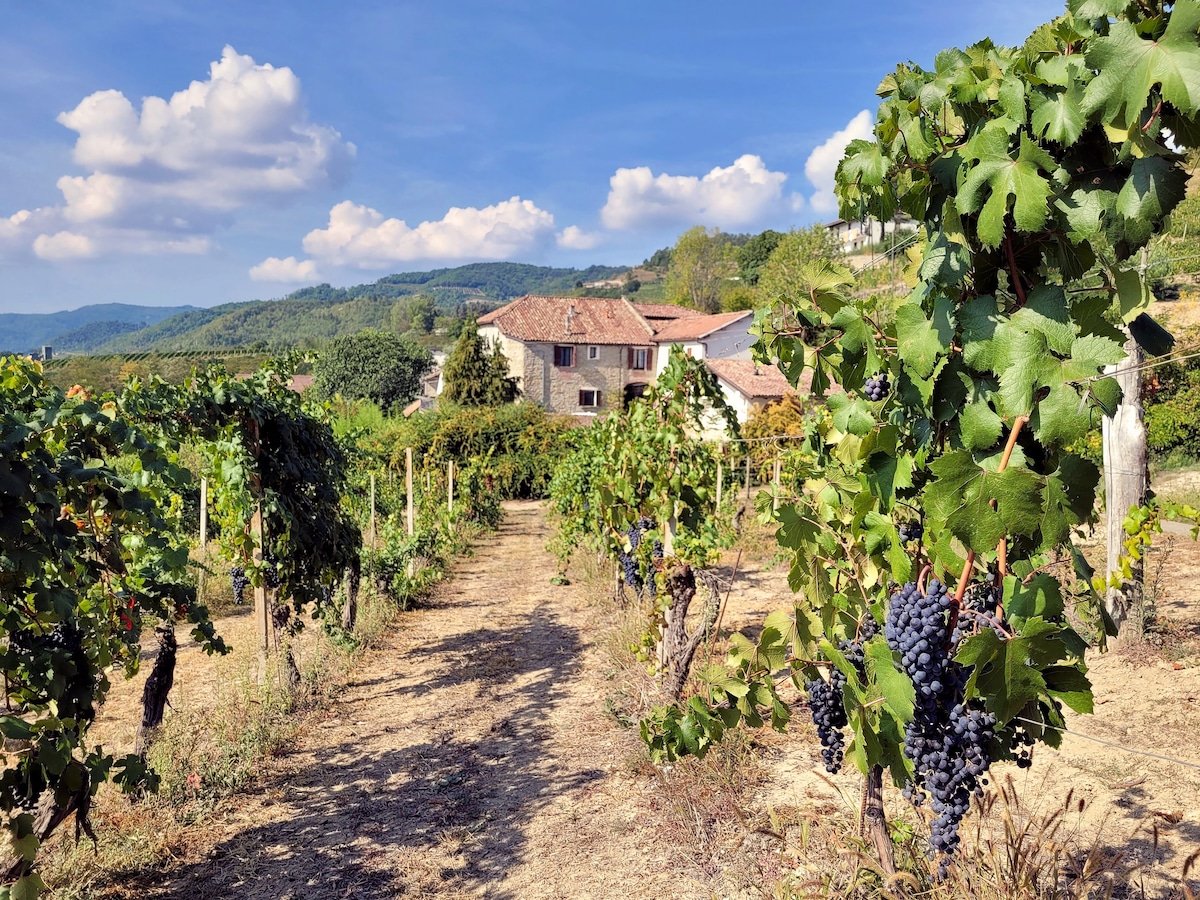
top-left (0, 303), bottom-right (195, 354)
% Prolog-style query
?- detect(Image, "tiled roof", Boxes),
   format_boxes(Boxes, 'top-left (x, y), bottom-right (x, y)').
top-left (651, 310), bottom-right (753, 343)
top-left (475, 295), bottom-right (655, 345)
top-left (705, 359), bottom-right (797, 401)
top-left (632, 302), bottom-right (706, 321)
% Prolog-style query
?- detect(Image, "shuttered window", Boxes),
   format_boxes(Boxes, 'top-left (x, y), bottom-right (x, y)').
top-left (579, 389), bottom-right (601, 408)
top-left (554, 345), bottom-right (574, 367)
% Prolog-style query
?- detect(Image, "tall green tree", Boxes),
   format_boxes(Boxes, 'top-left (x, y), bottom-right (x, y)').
top-left (756, 226), bottom-right (844, 309)
top-left (737, 229), bottom-right (784, 286)
top-left (408, 294), bottom-right (437, 334)
top-left (663, 226), bottom-right (738, 313)
top-left (442, 321), bottom-right (519, 406)
top-left (313, 329), bottom-right (433, 410)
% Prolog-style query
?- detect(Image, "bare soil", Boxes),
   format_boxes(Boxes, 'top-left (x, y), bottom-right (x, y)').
top-left (64, 500), bottom-right (1200, 899)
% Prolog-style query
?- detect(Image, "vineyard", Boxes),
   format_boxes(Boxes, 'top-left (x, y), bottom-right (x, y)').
top-left (6, 1), bottom-right (1200, 898)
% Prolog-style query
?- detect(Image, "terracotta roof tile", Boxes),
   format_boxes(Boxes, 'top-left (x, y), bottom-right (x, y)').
top-left (474, 295), bottom-right (654, 345)
top-left (632, 302), bottom-right (706, 321)
top-left (652, 310), bottom-right (753, 343)
top-left (705, 359), bottom-right (797, 401)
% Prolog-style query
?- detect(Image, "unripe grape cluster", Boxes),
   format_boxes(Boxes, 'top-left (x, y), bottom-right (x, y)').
top-left (863, 372), bottom-right (890, 402)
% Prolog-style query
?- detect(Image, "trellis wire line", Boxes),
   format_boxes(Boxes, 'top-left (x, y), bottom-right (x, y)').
top-left (1013, 715), bottom-right (1200, 772)
top-left (1074, 344), bottom-right (1200, 385)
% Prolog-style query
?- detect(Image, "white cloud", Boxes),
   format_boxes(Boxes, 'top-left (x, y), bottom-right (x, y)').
top-left (33, 231), bottom-right (96, 261)
top-left (2, 46), bottom-right (354, 261)
top-left (556, 225), bottom-right (602, 250)
top-left (599, 154), bottom-right (796, 231)
top-left (804, 110), bottom-right (874, 216)
top-left (249, 255), bottom-right (322, 283)
top-left (301, 197), bottom-right (556, 268)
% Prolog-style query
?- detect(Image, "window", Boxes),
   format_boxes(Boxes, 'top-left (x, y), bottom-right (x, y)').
top-left (554, 345), bottom-right (574, 367)
top-left (588, 345), bottom-right (599, 360)
top-left (579, 389), bottom-right (602, 408)
top-left (628, 347), bottom-right (649, 370)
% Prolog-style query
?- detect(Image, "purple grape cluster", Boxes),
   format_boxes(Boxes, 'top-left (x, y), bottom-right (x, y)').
top-left (863, 372), bottom-right (890, 401)
top-left (898, 520), bottom-right (923, 544)
top-left (805, 677), bottom-right (848, 773)
top-left (806, 617), bottom-right (878, 774)
top-left (618, 518), bottom-right (660, 596)
top-left (230, 566), bottom-right (249, 605)
top-left (886, 578), bottom-right (996, 873)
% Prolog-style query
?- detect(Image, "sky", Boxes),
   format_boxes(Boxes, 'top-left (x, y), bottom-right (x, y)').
top-left (0, 0), bottom-right (1060, 315)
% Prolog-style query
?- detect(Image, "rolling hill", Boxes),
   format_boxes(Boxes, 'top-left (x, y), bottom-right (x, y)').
top-left (0, 303), bottom-right (197, 354)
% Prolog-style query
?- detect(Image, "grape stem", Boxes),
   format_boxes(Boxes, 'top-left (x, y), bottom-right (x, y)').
top-left (917, 564), bottom-right (932, 596)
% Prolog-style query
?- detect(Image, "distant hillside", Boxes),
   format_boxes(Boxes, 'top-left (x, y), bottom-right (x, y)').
top-left (47, 319), bottom-right (147, 353)
top-left (0, 303), bottom-right (196, 354)
top-left (100, 262), bottom-right (629, 353)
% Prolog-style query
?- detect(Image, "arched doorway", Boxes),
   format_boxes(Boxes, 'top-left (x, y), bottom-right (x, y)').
top-left (623, 383), bottom-right (648, 409)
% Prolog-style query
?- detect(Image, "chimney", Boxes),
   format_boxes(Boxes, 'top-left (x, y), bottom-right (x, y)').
top-left (565, 304), bottom-right (578, 333)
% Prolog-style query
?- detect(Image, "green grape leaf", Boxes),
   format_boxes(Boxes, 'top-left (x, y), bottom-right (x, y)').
top-left (1012, 285), bottom-right (1075, 355)
top-left (895, 295), bottom-right (955, 379)
top-left (1070, 0), bottom-right (1130, 16)
top-left (959, 401), bottom-right (1004, 451)
top-left (1003, 573), bottom-right (1065, 622)
top-left (1043, 665), bottom-right (1094, 714)
top-left (1040, 454), bottom-right (1100, 546)
top-left (1031, 81), bottom-right (1086, 146)
top-left (1115, 157), bottom-right (1189, 246)
top-left (958, 127), bottom-right (1056, 247)
top-left (1083, 1), bottom-right (1200, 124)
top-left (865, 638), bottom-right (914, 722)
top-left (927, 451), bottom-right (1044, 549)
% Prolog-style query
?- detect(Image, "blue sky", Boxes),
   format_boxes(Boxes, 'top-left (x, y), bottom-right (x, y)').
top-left (0, 0), bottom-right (1057, 314)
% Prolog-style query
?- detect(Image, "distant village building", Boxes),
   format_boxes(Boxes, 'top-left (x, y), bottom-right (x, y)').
top-left (475, 295), bottom-right (783, 428)
top-left (825, 213), bottom-right (917, 254)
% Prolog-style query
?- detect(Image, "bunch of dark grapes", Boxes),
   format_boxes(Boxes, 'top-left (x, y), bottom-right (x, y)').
top-left (898, 520), bottom-right (923, 544)
top-left (886, 577), bottom-right (996, 874)
top-left (953, 572), bottom-right (1007, 643)
top-left (619, 518), bottom-right (658, 596)
top-left (230, 566), bottom-right (249, 605)
top-left (263, 552), bottom-right (281, 590)
top-left (863, 372), bottom-right (890, 402)
top-left (807, 617), bottom-right (878, 774)
top-left (805, 677), bottom-right (848, 773)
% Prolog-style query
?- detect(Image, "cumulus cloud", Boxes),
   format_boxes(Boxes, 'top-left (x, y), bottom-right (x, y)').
top-left (249, 255), bottom-right (321, 283)
top-left (33, 231), bottom-right (97, 261)
top-left (556, 225), bottom-right (602, 250)
top-left (804, 110), bottom-right (874, 216)
top-left (2, 46), bottom-right (354, 261)
top-left (301, 197), bottom-right (556, 268)
top-left (599, 154), bottom-right (797, 231)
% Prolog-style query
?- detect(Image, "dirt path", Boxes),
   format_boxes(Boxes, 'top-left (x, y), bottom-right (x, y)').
top-left (122, 501), bottom-right (687, 900)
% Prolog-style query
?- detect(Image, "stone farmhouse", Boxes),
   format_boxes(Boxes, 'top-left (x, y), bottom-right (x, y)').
top-left (476, 295), bottom-right (795, 423)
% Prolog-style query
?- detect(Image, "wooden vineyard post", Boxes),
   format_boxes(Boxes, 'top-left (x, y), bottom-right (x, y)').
top-left (251, 503), bottom-right (270, 682)
top-left (369, 473), bottom-right (376, 546)
top-left (199, 477), bottom-right (208, 549)
top-left (406, 449), bottom-right (415, 537)
top-left (448, 460), bottom-right (455, 515)
top-left (745, 454), bottom-right (751, 500)
top-left (773, 457), bottom-right (782, 512)
top-left (663, 503), bottom-right (679, 557)
top-left (716, 455), bottom-right (723, 509)
top-left (1102, 330), bottom-right (1148, 646)
top-left (426, 470), bottom-right (431, 491)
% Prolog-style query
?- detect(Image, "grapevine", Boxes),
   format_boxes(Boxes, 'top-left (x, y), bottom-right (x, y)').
top-left (640, 0), bottom-right (1200, 877)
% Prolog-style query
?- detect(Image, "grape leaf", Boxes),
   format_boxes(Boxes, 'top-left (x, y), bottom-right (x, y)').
top-left (1031, 81), bottom-right (1086, 146)
top-left (1003, 573), bottom-right (1064, 622)
top-left (958, 128), bottom-right (1056, 247)
top-left (1043, 665), bottom-right (1094, 714)
top-left (1083, 0), bottom-right (1200, 124)
top-left (1115, 157), bottom-right (1189, 247)
top-left (895, 295), bottom-right (955, 379)
top-left (959, 400), bottom-right (1004, 451)
top-left (927, 451), bottom-right (1044, 549)
top-left (866, 638), bottom-right (914, 722)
